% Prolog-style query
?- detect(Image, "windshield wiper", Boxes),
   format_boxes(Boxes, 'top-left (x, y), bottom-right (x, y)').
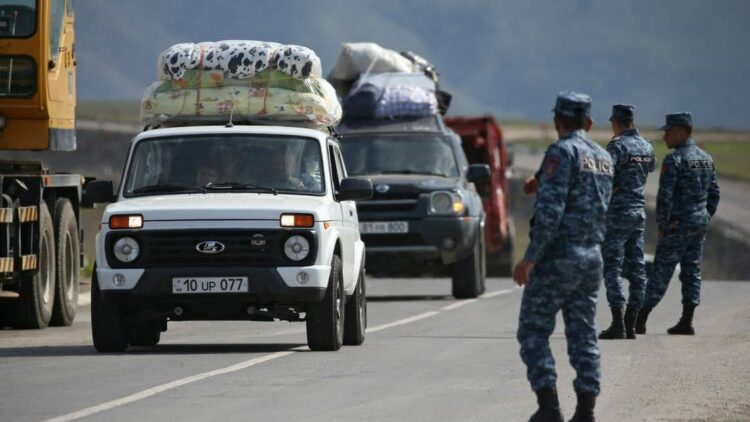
top-left (132, 183), bottom-right (205, 194)
top-left (203, 182), bottom-right (278, 195)
top-left (380, 170), bottom-right (449, 177)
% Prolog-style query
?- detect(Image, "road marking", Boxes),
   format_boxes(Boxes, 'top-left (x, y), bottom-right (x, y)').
top-left (43, 350), bottom-right (300, 422)
top-left (47, 288), bottom-right (516, 421)
top-left (366, 311), bottom-right (440, 333)
top-left (440, 299), bottom-right (479, 311)
top-left (77, 293), bottom-right (91, 307)
top-left (480, 288), bottom-right (515, 298)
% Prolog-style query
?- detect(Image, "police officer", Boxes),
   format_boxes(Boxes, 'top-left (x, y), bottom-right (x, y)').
top-left (598, 105), bottom-right (656, 340)
top-left (514, 92), bottom-right (613, 422)
top-left (636, 112), bottom-right (720, 335)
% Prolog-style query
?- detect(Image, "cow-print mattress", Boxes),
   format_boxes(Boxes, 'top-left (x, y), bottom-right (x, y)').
top-left (158, 40), bottom-right (322, 81)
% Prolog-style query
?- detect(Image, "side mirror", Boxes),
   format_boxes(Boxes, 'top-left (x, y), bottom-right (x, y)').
top-left (466, 164), bottom-right (491, 184)
top-left (82, 180), bottom-right (116, 206)
top-left (337, 177), bottom-right (373, 201)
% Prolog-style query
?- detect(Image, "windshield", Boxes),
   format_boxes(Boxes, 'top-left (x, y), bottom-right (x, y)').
top-left (0, 1), bottom-right (36, 38)
top-left (340, 134), bottom-right (459, 177)
top-left (123, 135), bottom-right (325, 196)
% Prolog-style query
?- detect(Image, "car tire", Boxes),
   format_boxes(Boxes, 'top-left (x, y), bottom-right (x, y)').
top-left (306, 255), bottom-right (344, 351)
top-left (451, 228), bottom-right (485, 299)
top-left (7, 202), bottom-right (56, 329)
top-left (128, 321), bottom-right (161, 347)
top-left (50, 199), bottom-right (80, 327)
top-left (91, 265), bottom-right (128, 353)
top-left (487, 218), bottom-right (515, 278)
top-left (343, 266), bottom-right (367, 346)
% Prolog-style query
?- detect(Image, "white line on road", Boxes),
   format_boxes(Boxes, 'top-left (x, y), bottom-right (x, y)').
top-left (77, 294), bottom-right (91, 307)
top-left (366, 311), bottom-right (440, 333)
top-left (43, 350), bottom-right (300, 422)
top-left (440, 299), bottom-right (479, 311)
top-left (480, 288), bottom-right (515, 298)
top-left (47, 288), bottom-right (516, 421)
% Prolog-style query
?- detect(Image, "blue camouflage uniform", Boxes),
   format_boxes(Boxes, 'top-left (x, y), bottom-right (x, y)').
top-left (517, 92), bottom-right (613, 395)
top-left (644, 112), bottom-right (720, 308)
top-left (602, 105), bottom-right (656, 310)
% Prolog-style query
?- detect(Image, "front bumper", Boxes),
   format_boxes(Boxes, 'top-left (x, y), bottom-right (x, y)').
top-left (362, 216), bottom-right (479, 266)
top-left (96, 265), bottom-right (330, 305)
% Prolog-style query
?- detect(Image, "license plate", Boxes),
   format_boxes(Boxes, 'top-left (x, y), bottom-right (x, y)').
top-left (359, 221), bottom-right (409, 234)
top-left (172, 277), bottom-right (248, 294)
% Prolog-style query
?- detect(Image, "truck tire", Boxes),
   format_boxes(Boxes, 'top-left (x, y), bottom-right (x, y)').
top-left (128, 321), bottom-right (161, 347)
top-left (306, 255), bottom-right (344, 351)
top-left (91, 266), bottom-right (128, 353)
top-left (343, 267), bottom-right (367, 346)
top-left (7, 202), bottom-right (56, 329)
top-left (451, 229), bottom-right (486, 299)
top-left (50, 199), bottom-right (80, 326)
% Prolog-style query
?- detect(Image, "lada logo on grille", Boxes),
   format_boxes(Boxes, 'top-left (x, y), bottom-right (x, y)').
top-left (375, 184), bottom-right (390, 193)
top-left (195, 241), bottom-right (225, 254)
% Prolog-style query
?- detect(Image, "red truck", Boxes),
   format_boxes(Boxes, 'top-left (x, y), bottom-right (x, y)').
top-left (444, 116), bottom-right (514, 276)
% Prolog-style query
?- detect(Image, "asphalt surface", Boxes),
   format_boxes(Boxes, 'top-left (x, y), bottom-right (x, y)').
top-left (2, 277), bottom-right (749, 421)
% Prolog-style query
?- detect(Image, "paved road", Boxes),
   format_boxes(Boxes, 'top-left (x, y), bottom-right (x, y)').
top-left (2, 277), bottom-right (749, 421)
top-left (512, 146), bottom-right (750, 240)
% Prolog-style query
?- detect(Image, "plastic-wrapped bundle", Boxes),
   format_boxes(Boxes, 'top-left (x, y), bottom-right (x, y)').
top-left (374, 85), bottom-right (438, 119)
top-left (342, 73), bottom-right (440, 119)
top-left (144, 41), bottom-right (339, 130)
top-left (157, 40), bottom-right (322, 81)
top-left (329, 42), bottom-right (417, 81)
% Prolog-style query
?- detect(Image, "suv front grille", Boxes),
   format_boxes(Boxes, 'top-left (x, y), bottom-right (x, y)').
top-left (105, 229), bottom-right (316, 268)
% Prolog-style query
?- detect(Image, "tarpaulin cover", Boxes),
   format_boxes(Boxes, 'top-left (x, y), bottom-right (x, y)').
top-left (329, 42), bottom-right (417, 81)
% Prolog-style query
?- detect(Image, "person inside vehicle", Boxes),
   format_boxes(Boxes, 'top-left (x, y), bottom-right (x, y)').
top-left (258, 144), bottom-right (305, 190)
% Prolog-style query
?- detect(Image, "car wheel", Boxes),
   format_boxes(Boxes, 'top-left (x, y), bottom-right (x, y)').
top-left (451, 229), bottom-right (485, 299)
top-left (7, 202), bottom-right (56, 329)
top-left (487, 218), bottom-right (515, 278)
top-left (91, 266), bottom-right (128, 353)
top-left (50, 199), bottom-right (80, 326)
top-left (306, 255), bottom-right (344, 351)
top-left (128, 321), bottom-right (161, 347)
top-left (343, 266), bottom-right (367, 346)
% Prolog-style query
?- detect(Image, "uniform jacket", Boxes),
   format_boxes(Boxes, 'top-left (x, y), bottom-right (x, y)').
top-left (606, 128), bottom-right (656, 216)
top-left (656, 139), bottom-right (720, 231)
top-left (525, 130), bottom-right (614, 262)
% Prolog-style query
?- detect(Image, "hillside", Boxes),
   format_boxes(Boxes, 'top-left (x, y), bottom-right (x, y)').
top-left (75, 0), bottom-right (750, 129)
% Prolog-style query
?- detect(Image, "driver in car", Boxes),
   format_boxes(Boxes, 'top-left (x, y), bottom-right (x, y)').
top-left (259, 145), bottom-right (305, 190)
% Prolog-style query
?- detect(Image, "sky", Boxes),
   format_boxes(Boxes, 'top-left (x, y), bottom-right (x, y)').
top-left (73, 0), bottom-right (750, 129)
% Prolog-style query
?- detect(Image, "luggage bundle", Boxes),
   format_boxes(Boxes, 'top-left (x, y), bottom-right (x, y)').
top-left (141, 40), bottom-right (341, 130)
top-left (329, 42), bottom-right (450, 120)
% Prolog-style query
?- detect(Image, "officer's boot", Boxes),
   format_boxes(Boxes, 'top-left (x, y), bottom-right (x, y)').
top-left (528, 386), bottom-right (564, 422)
top-left (667, 304), bottom-right (696, 335)
top-left (635, 305), bottom-right (652, 335)
top-left (598, 307), bottom-right (625, 340)
top-left (568, 391), bottom-right (596, 422)
top-left (624, 306), bottom-right (638, 339)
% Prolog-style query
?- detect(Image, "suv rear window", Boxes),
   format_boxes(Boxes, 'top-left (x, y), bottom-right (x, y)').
top-left (0, 55), bottom-right (36, 97)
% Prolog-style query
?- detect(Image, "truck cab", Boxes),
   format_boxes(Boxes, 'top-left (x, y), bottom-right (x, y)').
top-left (87, 124), bottom-right (372, 352)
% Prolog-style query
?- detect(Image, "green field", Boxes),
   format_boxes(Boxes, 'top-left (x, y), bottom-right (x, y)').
top-left (512, 138), bottom-right (750, 183)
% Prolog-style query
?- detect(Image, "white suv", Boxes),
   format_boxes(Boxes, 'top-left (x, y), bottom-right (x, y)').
top-left (84, 125), bottom-right (372, 352)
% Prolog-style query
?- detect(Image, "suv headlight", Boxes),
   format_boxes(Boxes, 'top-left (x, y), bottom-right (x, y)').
top-left (113, 237), bottom-right (140, 263)
top-left (284, 235), bottom-right (310, 261)
top-left (429, 191), bottom-right (465, 215)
